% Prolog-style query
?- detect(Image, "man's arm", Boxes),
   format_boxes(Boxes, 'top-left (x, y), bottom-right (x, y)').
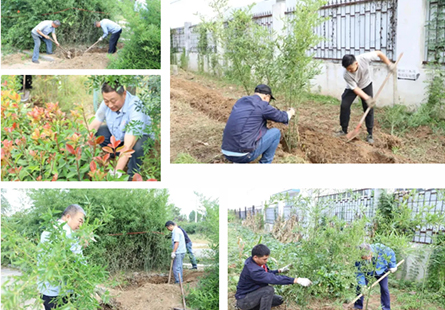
top-left (37, 29), bottom-right (49, 39)
top-left (352, 87), bottom-right (371, 101)
top-left (263, 104), bottom-right (289, 124)
top-left (173, 241), bottom-right (179, 253)
top-left (52, 32), bottom-right (59, 46)
top-left (375, 51), bottom-right (392, 66)
top-left (115, 134), bottom-right (138, 171)
top-left (89, 119), bottom-right (102, 132)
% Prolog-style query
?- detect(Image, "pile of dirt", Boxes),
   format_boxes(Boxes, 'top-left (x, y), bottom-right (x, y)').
top-left (170, 72), bottom-right (432, 163)
top-left (100, 270), bottom-right (204, 310)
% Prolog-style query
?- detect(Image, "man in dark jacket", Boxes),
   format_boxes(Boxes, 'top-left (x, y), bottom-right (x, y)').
top-left (178, 225), bottom-right (198, 269)
top-left (221, 85), bottom-right (295, 164)
top-left (235, 244), bottom-right (312, 310)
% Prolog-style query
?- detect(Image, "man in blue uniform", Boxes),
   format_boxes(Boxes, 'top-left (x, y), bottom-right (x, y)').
top-left (178, 225), bottom-right (198, 269)
top-left (221, 85), bottom-right (295, 164)
top-left (235, 244), bottom-right (312, 310)
top-left (354, 243), bottom-right (397, 310)
top-left (165, 221), bottom-right (187, 283)
top-left (31, 20), bottom-right (61, 63)
top-left (89, 82), bottom-right (152, 178)
top-left (95, 19), bottom-right (122, 54)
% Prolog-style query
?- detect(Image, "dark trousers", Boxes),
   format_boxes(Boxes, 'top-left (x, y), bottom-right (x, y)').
top-left (108, 29), bottom-right (122, 54)
top-left (96, 125), bottom-right (149, 179)
top-left (41, 295), bottom-right (68, 310)
top-left (354, 274), bottom-right (390, 310)
top-left (236, 286), bottom-right (284, 310)
top-left (340, 82), bottom-right (374, 135)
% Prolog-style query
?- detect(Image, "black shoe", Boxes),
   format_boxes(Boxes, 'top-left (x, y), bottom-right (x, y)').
top-left (46, 52), bottom-right (54, 55)
top-left (32, 60), bottom-right (40, 64)
top-left (366, 134), bottom-right (374, 144)
top-left (335, 129), bottom-right (347, 137)
top-left (190, 266), bottom-right (198, 270)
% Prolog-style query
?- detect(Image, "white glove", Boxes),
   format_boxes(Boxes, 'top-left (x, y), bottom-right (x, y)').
top-left (287, 108), bottom-right (295, 121)
top-left (362, 285), bottom-right (370, 294)
top-left (388, 63), bottom-right (397, 74)
top-left (390, 267), bottom-right (397, 273)
top-left (98, 37), bottom-right (104, 41)
top-left (279, 264), bottom-right (292, 273)
top-left (296, 278), bottom-right (312, 287)
top-left (109, 170), bottom-right (122, 178)
top-left (171, 252), bottom-right (176, 259)
top-left (366, 97), bottom-right (377, 108)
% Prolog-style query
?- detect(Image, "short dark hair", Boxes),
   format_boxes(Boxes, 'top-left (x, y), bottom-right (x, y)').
top-left (101, 82), bottom-right (125, 95)
top-left (61, 204), bottom-right (86, 218)
top-left (342, 54), bottom-right (356, 68)
top-left (252, 244), bottom-right (270, 257)
top-left (165, 221), bottom-right (175, 227)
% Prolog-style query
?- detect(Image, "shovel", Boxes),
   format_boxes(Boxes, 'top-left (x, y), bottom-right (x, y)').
top-left (345, 259), bottom-right (405, 309)
top-left (83, 38), bottom-right (102, 54)
top-left (168, 258), bottom-right (174, 284)
top-left (346, 53), bottom-right (404, 142)
top-left (179, 272), bottom-right (187, 310)
top-left (45, 37), bottom-right (71, 58)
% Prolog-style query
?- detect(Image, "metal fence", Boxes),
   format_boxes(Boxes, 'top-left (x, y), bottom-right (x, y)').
top-left (265, 207), bottom-right (277, 224)
top-left (234, 206), bottom-right (263, 220)
top-left (171, 27), bottom-right (185, 53)
top-left (286, 0), bottom-right (397, 61)
top-left (394, 188), bottom-right (445, 244)
top-left (318, 188), bottom-right (376, 221)
top-left (253, 11), bottom-right (273, 34)
top-left (425, 0), bottom-right (445, 64)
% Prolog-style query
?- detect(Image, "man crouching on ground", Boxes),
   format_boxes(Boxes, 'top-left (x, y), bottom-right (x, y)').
top-left (235, 244), bottom-right (312, 310)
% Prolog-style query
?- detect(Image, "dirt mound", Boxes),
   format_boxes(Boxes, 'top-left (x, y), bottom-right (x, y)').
top-left (171, 76), bottom-right (236, 122)
top-left (171, 74), bottom-right (413, 163)
top-left (101, 270), bottom-right (204, 310)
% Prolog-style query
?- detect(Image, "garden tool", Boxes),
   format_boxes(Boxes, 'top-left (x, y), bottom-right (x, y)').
top-left (179, 272), bottom-right (187, 310)
top-left (45, 37), bottom-right (71, 59)
top-left (346, 53), bottom-right (404, 142)
top-left (345, 259), bottom-right (405, 308)
top-left (83, 38), bottom-right (102, 54)
top-left (168, 258), bottom-right (174, 284)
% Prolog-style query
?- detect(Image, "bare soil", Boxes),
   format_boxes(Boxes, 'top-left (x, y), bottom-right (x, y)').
top-left (1, 44), bottom-right (123, 69)
top-left (170, 71), bottom-right (445, 164)
top-left (100, 270), bottom-right (204, 310)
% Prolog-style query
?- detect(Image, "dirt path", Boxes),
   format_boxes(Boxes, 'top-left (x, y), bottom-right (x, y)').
top-left (1, 46), bottom-right (116, 69)
top-left (102, 270), bottom-right (204, 310)
top-left (170, 71), bottom-right (445, 164)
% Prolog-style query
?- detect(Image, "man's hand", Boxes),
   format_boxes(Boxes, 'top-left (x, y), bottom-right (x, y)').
top-left (366, 97), bottom-right (377, 108)
top-left (171, 252), bottom-right (176, 259)
top-left (98, 37), bottom-right (104, 41)
top-left (295, 278), bottom-right (312, 287)
top-left (279, 264), bottom-right (292, 273)
top-left (287, 108), bottom-right (296, 121)
top-left (44, 35), bottom-right (51, 40)
top-left (108, 170), bottom-right (122, 178)
top-left (388, 63), bottom-right (397, 75)
top-left (389, 267), bottom-right (397, 273)
top-left (361, 285), bottom-right (370, 294)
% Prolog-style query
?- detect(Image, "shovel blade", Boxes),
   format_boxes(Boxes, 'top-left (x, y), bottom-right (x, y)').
top-left (346, 126), bottom-right (361, 142)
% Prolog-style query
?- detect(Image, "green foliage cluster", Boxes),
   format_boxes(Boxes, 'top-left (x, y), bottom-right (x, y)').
top-left (186, 195), bottom-right (220, 310)
top-left (1, 189), bottom-right (174, 273)
top-left (229, 189), bottom-right (445, 309)
top-left (107, 0), bottom-right (160, 69)
top-left (1, 0), bottom-right (118, 49)
top-left (2, 201), bottom-right (113, 310)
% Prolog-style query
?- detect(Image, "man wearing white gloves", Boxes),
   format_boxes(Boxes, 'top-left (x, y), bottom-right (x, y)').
top-left (354, 243), bottom-right (397, 310)
top-left (165, 221), bottom-right (186, 284)
top-left (235, 244), bottom-right (312, 310)
top-left (222, 84), bottom-right (294, 164)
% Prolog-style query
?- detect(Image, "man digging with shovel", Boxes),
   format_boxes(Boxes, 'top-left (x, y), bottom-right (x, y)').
top-left (95, 19), bottom-right (122, 54)
top-left (31, 20), bottom-right (61, 64)
top-left (337, 51), bottom-right (397, 144)
top-left (235, 244), bottom-right (312, 310)
top-left (353, 243), bottom-right (398, 310)
top-left (165, 221), bottom-right (187, 284)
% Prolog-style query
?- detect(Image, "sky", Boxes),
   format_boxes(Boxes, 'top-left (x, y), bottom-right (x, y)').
top-left (169, 0), bottom-right (275, 28)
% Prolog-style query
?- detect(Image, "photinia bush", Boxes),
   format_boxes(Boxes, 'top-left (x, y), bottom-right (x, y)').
top-left (1, 81), bottom-right (156, 181)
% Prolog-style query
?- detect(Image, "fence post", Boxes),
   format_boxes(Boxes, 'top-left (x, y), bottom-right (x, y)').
top-left (184, 22), bottom-right (192, 55)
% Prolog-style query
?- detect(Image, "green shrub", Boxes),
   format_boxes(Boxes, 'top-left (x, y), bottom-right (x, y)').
top-left (107, 0), bottom-right (160, 69)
